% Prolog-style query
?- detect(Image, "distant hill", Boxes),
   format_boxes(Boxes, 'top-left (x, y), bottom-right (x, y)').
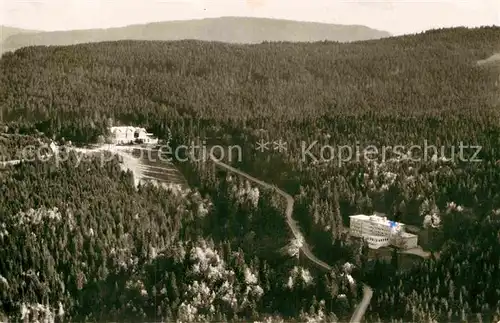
top-left (0, 26), bottom-right (39, 52)
top-left (1, 17), bottom-right (390, 53)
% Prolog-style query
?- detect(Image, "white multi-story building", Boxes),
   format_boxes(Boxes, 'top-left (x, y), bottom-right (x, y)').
top-left (349, 214), bottom-right (418, 250)
top-left (109, 126), bottom-right (158, 145)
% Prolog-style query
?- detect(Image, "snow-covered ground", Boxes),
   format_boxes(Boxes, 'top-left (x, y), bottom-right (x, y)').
top-left (0, 143), bottom-right (187, 190)
top-left (73, 145), bottom-right (146, 187)
top-left (72, 144), bottom-right (188, 189)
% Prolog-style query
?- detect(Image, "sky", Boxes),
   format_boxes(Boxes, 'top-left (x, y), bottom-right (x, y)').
top-left (1, 0), bottom-right (499, 35)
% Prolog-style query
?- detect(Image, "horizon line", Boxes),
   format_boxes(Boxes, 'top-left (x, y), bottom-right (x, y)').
top-left (3, 16), bottom-right (499, 37)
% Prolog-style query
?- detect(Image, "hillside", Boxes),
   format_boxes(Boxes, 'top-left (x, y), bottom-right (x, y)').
top-left (1, 17), bottom-right (390, 53)
top-left (1, 27), bottom-right (498, 130)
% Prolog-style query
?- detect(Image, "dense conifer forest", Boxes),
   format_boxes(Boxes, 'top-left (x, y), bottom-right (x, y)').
top-left (1, 26), bottom-right (500, 322)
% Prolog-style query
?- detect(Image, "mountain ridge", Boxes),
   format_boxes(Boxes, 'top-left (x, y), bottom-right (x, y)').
top-left (1, 17), bottom-right (390, 53)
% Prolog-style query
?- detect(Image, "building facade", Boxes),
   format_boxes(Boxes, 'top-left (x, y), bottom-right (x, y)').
top-left (109, 126), bottom-right (158, 145)
top-left (349, 214), bottom-right (418, 250)
top-left (400, 232), bottom-right (418, 249)
top-left (363, 235), bottom-right (391, 249)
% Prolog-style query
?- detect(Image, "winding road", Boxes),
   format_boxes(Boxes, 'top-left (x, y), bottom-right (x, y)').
top-left (212, 159), bottom-right (373, 323)
top-left (213, 160), bottom-right (331, 270)
top-left (349, 284), bottom-right (374, 323)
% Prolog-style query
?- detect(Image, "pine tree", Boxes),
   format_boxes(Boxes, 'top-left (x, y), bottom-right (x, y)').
top-left (332, 181), bottom-right (342, 241)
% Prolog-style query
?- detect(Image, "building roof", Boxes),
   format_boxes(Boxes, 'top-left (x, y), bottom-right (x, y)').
top-left (401, 232), bottom-right (418, 238)
top-left (349, 214), bottom-right (371, 220)
top-left (350, 214), bottom-right (405, 228)
top-left (405, 225), bottom-right (421, 233)
top-left (110, 126), bottom-right (136, 133)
